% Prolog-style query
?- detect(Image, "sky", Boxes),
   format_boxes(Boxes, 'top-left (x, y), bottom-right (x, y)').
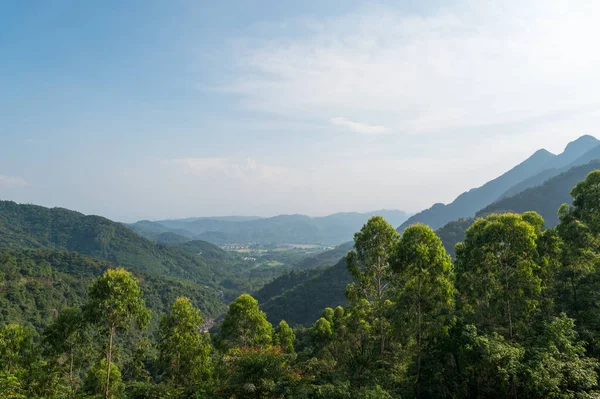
top-left (1, 0), bottom-right (600, 222)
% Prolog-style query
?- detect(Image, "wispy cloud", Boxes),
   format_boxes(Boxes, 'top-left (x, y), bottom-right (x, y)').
top-left (0, 175), bottom-right (28, 188)
top-left (221, 1), bottom-right (600, 134)
top-left (330, 117), bottom-right (390, 135)
top-left (170, 157), bottom-right (290, 183)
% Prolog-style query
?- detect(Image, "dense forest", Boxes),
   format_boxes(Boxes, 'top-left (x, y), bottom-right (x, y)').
top-left (2, 170), bottom-right (600, 398)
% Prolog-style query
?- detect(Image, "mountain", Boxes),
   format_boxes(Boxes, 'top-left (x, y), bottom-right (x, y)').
top-left (129, 210), bottom-right (411, 246)
top-left (398, 149), bottom-right (555, 231)
top-left (0, 200), bottom-right (289, 307)
top-left (437, 160), bottom-right (600, 257)
top-left (126, 220), bottom-right (195, 241)
top-left (0, 200), bottom-right (221, 284)
top-left (499, 136), bottom-right (600, 199)
top-left (398, 135), bottom-right (598, 232)
top-left (154, 231), bottom-right (190, 244)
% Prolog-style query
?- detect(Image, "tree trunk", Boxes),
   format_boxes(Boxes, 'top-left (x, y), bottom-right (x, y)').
top-left (105, 326), bottom-right (115, 399)
top-left (377, 255), bottom-right (385, 358)
top-left (70, 351), bottom-right (75, 399)
top-left (416, 276), bottom-right (422, 399)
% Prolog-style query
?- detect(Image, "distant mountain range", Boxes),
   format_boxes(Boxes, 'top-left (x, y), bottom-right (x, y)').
top-left (128, 210), bottom-right (411, 246)
top-left (398, 135), bottom-right (600, 232)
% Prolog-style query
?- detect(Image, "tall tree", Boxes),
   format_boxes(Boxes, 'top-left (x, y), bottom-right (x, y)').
top-left (455, 213), bottom-right (544, 339)
top-left (391, 223), bottom-right (455, 398)
top-left (556, 170), bottom-right (600, 352)
top-left (219, 294), bottom-right (272, 350)
top-left (346, 216), bottom-right (399, 359)
top-left (43, 308), bottom-right (92, 399)
top-left (157, 297), bottom-right (212, 387)
top-left (273, 320), bottom-right (296, 354)
top-left (83, 268), bottom-right (150, 399)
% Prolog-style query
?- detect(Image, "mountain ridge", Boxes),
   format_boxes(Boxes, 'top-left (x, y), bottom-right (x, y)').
top-left (129, 209), bottom-right (411, 245)
top-left (398, 135), bottom-right (598, 232)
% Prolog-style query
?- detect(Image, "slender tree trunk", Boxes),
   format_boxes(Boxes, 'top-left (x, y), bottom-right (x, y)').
top-left (507, 298), bottom-right (513, 339)
top-left (416, 276), bottom-right (422, 399)
top-left (377, 256), bottom-right (385, 358)
top-left (69, 350), bottom-right (75, 399)
top-left (571, 276), bottom-right (579, 317)
top-left (105, 326), bottom-right (115, 399)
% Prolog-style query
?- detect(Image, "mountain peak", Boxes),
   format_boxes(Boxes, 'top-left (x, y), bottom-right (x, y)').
top-left (532, 148), bottom-right (554, 157)
top-left (563, 135), bottom-right (599, 155)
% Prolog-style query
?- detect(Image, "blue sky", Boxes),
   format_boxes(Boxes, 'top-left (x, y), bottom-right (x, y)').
top-left (1, 0), bottom-right (599, 221)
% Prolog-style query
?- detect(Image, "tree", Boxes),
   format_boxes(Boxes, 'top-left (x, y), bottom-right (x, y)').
top-left (346, 216), bottom-right (399, 359)
top-left (157, 297), bottom-right (212, 387)
top-left (219, 294), bottom-right (272, 350)
top-left (0, 324), bottom-right (35, 399)
top-left (391, 223), bottom-right (455, 398)
top-left (273, 320), bottom-right (296, 354)
top-left (568, 170), bottom-right (600, 235)
top-left (555, 171), bottom-right (600, 351)
top-left (43, 308), bottom-right (92, 398)
top-left (84, 358), bottom-right (125, 399)
top-left (455, 213), bottom-right (544, 339)
top-left (523, 314), bottom-right (599, 398)
top-left (220, 346), bottom-right (305, 399)
top-left (310, 318), bottom-right (333, 350)
top-left (83, 268), bottom-right (150, 399)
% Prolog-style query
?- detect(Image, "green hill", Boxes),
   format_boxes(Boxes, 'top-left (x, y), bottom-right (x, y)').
top-left (0, 248), bottom-right (225, 333)
top-left (0, 200), bottom-right (287, 311)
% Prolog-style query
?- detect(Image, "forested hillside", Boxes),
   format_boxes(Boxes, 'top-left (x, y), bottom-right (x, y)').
top-left (0, 248), bottom-right (225, 332)
top-left (0, 201), bottom-right (218, 283)
top-left (0, 201), bottom-right (286, 309)
top-left (257, 257), bottom-right (352, 326)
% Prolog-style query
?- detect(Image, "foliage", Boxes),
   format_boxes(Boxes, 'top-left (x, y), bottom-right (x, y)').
top-left (157, 297), bottom-right (212, 386)
top-left (219, 294), bottom-right (273, 350)
top-left (274, 320), bottom-right (296, 353)
top-left (391, 223), bottom-right (455, 397)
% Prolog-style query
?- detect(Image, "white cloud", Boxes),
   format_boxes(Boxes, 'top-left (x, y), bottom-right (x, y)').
top-left (330, 117), bottom-right (390, 135)
top-left (222, 0), bottom-right (600, 135)
top-left (170, 157), bottom-right (290, 183)
top-left (0, 175), bottom-right (27, 188)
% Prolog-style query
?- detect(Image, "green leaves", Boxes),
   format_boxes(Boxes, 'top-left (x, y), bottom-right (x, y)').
top-left (84, 268), bottom-right (151, 332)
top-left (219, 294), bottom-right (273, 350)
top-left (158, 297), bottom-right (212, 387)
top-left (456, 213), bottom-right (545, 338)
top-left (273, 320), bottom-right (296, 354)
